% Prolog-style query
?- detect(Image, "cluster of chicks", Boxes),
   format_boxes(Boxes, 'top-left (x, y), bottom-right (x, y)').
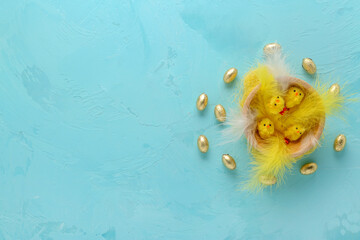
top-left (257, 87), bottom-right (306, 143)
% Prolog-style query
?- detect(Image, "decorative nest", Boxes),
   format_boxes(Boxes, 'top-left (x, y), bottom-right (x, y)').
top-left (221, 47), bottom-right (350, 191)
top-left (243, 77), bottom-right (325, 158)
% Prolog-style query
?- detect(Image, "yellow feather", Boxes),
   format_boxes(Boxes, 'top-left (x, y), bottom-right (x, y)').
top-left (314, 78), bottom-right (351, 117)
top-left (244, 135), bottom-right (294, 192)
top-left (281, 79), bottom-right (353, 131)
top-left (241, 65), bottom-right (283, 107)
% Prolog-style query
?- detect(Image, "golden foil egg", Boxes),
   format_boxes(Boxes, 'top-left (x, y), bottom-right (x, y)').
top-left (223, 68), bottom-right (238, 83)
top-left (214, 104), bottom-right (226, 122)
top-left (300, 162), bottom-right (318, 175)
top-left (197, 135), bottom-right (209, 153)
top-left (334, 134), bottom-right (346, 152)
top-left (329, 83), bottom-right (340, 96)
top-left (263, 43), bottom-right (281, 55)
top-left (196, 93), bottom-right (208, 111)
top-left (222, 154), bottom-right (236, 170)
top-left (302, 58), bottom-right (317, 74)
top-left (259, 175), bottom-right (277, 186)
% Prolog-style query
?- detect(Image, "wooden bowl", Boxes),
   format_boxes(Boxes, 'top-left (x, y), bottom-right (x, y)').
top-left (242, 77), bottom-right (325, 158)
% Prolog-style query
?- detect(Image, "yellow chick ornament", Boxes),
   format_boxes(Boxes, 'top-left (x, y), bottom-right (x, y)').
top-left (285, 87), bottom-right (305, 108)
top-left (257, 118), bottom-right (275, 139)
top-left (268, 96), bottom-right (285, 115)
top-left (284, 124), bottom-right (306, 143)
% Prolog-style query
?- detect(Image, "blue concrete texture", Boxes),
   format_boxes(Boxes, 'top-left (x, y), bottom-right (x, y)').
top-left (0, 0), bottom-right (360, 239)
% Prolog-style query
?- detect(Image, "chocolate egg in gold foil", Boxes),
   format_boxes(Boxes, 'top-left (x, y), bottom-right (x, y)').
top-left (197, 135), bottom-right (209, 153)
top-left (222, 154), bottom-right (236, 170)
top-left (300, 162), bottom-right (318, 175)
top-left (329, 83), bottom-right (340, 96)
top-left (259, 175), bottom-right (277, 186)
top-left (302, 58), bottom-right (317, 74)
top-left (214, 104), bottom-right (226, 122)
top-left (223, 68), bottom-right (238, 83)
top-left (196, 93), bottom-right (208, 111)
top-left (263, 43), bottom-right (281, 55)
top-left (334, 134), bottom-right (346, 152)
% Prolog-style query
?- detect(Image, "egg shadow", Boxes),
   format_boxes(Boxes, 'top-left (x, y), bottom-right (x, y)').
top-left (223, 166), bottom-right (239, 179)
top-left (302, 70), bottom-right (317, 80)
top-left (198, 149), bottom-right (210, 160)
top-left (333, 148), bottom-right (346, 159)
top-left (214, 120), bottom-right (226, 129)
top-left (224, 79), bottom-right (237, 89)
top-left (197, 105), bottom-right (209, 117)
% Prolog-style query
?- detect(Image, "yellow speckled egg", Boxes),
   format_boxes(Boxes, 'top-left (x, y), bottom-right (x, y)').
top-left (197, 135), bottom-right (209, 153)
top-left (196, 93), bottom-right (208, 111)
top-left (223, 68), bottom-right (238, 83)
top-left (302, 58), bottom-right (317, 74)
top-left (214, 104), bottom-right (226, 122)
top-left (222, 154), bottom-right (236, 170)
top-left (300, 162), bottom-right (318, 175)
top-left (334, 134), bottom-right (346, 152)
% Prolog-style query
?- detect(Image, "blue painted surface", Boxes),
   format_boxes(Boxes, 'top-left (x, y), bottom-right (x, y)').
top-left (0, 0), bottom-right (360, 239)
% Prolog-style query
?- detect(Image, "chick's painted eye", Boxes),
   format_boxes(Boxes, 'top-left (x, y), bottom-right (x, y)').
top-left (299, 93), bottom-right (302, 96)
top-left (300, 132), bottom-right (302, 134)
top-left (264, 124), bottom-right (266, 126)
top-left (277, 96), bottom-right (279, 98)
top-left (274, 103), bottom-right (277, 106)
top-left (296, 127), bottom-right (298, 130)
top-left (294, 90), bottom-right (296, 92)
top-left (269, 124), bottom-right (272, 126)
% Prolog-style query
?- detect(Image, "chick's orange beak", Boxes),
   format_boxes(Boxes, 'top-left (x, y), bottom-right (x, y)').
top-left (276, 100), bottom-right (280, 103)
top-left (295, 92), bottom-right (298, 96)
top-left (297, 131), bottom-right (300, 133)
top-left (267, 125), bottom-right (270, 128)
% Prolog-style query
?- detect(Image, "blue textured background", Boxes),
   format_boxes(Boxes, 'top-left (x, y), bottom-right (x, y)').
top-left (1, 0), bottom-right (360, 239)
